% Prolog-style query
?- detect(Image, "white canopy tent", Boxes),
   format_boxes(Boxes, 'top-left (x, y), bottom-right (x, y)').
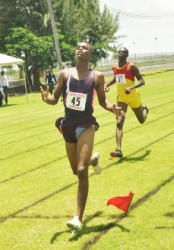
top-left (0, 53), bottom-right (24, 66)
top-left (0, 53), bottom-right (28, 102)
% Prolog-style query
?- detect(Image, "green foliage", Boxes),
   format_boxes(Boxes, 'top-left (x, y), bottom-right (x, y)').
top-left (0, 0), bottom-right (53, 88)
top-left (5, 27), bottom-right (56, 70)
top-left (0, 0), bottom-right (120, 83)
top-left (54, 0), bottom-right (120, 65)
top-left (0, 0), bottom-right (49, 33)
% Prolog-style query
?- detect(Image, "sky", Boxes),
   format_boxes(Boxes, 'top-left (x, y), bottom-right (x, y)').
top-left (99, 0), bottom-right (174, 54)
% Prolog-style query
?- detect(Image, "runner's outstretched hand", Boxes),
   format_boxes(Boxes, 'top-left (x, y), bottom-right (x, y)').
top-left (40, 85), bottom-right (49, 102)
top-left (104, 84), bottom-right (110, 92)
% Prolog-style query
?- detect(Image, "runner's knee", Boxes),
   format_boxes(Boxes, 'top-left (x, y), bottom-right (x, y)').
top-left (117, 117), bottom-right (125, 129)
top-left (77, 166), bottom-right (88, 178)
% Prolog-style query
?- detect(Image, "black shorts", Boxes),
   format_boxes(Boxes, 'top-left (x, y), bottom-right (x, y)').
top-left (55, 115), bottom-right (99, 143)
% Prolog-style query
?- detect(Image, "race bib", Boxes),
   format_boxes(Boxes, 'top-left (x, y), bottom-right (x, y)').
top-left (66, 92), bottom-right (87, 111)
top-left (116, 74), bottom-right (126, 84)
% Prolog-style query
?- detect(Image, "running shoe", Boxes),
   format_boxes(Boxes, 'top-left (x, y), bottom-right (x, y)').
top-left (110, 149), bottom-right (123, 158)
top-left (67, 216), bottom-right (82, 231)
top-left (92, 152), bottom-right (102, 175)
top-left (143, 105), bottom-right (149, 114)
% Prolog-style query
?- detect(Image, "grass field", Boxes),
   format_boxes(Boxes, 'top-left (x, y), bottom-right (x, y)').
top-left (0, 70), bottom-right (174, 250)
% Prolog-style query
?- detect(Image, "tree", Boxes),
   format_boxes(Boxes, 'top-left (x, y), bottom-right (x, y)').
top-left (0, 0), bottom-right (54, 89)
top-left (0, 0), bottom-right (120, 89)
top-left (54, 0), bottom-right (120, 66)
top-left (0, 0), bottom-right (49, 33)
top-left (53, 0), bottom-right (80, 64)
top-left (5, 27), bottom-right (56, 90)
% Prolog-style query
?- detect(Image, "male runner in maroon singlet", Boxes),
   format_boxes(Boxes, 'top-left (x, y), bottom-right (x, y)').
top-left (40, 41), bottom-right (121, 231)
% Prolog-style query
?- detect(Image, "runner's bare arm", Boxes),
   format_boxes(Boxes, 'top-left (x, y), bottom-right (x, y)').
top-left (131, 64), bottom-right (145, 88)
top-left (124, 64), bottom-right (145, 94)
top-left (95, 71), bottom-right (121, 116)
top-left (40, 69), bottom-right (68, 105)
top-left (104, 76), bottom-right (116, 92)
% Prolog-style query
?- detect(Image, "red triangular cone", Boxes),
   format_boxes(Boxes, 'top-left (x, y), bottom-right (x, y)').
top-left (107, 192), bottom-right (134, 212)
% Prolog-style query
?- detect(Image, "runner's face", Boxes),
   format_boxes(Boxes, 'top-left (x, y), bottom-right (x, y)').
top-left (118, 48), bottom-right (128, 59)
top-left (75, 42), bottom-right (92, 61)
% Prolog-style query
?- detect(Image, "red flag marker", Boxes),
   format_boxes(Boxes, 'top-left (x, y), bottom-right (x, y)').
top-left (107, 192), bottom-right (134, 213)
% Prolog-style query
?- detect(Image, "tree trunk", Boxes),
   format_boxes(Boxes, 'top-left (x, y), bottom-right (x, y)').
top-left (32, 67), bottom-right (41, 91)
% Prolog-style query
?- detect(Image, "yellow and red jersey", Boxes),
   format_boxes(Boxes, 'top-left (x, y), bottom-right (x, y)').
top-left (113, 62), bottom-right (136, 95)
top-left (113, 62), bottom-right (141, 108)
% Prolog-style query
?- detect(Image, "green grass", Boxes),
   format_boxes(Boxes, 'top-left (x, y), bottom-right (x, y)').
top-left (0, 70), bottom-right (174, 250)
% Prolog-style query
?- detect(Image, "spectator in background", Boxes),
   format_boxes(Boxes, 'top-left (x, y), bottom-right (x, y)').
top-left (45, 68), bottom-right (57, 94)
top-left (0, 86), bottom-right (4, 106)
top-left (0, 70), bottom-right (9, 106)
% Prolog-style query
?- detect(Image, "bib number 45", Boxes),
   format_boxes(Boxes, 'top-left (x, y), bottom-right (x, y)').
top-left (66, 92), bottom-right (87, 111)
top-left (71, 96), bottom-right (80, 106)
